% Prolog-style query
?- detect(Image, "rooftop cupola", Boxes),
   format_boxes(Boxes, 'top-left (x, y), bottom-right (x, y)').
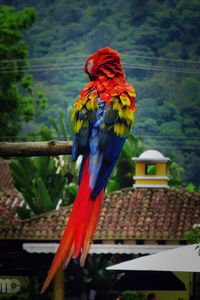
top-left (132, 150), bottom-right (170, 189)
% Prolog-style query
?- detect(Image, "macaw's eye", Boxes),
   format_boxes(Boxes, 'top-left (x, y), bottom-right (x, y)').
top-left (87, 59), bottom-right (93, 74)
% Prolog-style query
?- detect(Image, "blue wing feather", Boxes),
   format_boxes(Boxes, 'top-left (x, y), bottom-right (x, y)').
top-left (91, 134), bottom-right (125, 199)
top-left (72, 96), bottom-right (127, 200)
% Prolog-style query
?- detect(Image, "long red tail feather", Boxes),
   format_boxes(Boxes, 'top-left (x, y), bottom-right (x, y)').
top-left (41, 157), bottom-right (104, 294)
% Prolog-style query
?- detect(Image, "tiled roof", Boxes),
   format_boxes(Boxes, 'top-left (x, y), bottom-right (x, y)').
top-left (0, 189), bottom-right (25, 227)
top-left (1, 188), bottom-right (200, 241)
top-left (0, 160), bottom-right (13, 190)
top-left (0, 160), bottom-right (26, 228)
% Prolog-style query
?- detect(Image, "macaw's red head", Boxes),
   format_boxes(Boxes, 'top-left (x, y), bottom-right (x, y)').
top-left (84, 47), bottom-right (125, 80)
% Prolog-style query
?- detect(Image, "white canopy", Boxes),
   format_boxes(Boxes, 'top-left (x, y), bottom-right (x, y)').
top-left (107, 244), bottom-right (200, 272)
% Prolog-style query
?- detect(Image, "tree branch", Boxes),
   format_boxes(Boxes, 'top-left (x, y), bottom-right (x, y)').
top-left (0, 140), bottom-right (73, 157)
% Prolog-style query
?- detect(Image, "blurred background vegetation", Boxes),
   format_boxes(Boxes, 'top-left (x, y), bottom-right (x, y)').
top-left (1, 0), bottom-right (200, 191)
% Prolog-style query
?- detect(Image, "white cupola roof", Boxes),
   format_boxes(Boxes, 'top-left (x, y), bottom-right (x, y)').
top-left (133, 150), bottom-right (170, 163)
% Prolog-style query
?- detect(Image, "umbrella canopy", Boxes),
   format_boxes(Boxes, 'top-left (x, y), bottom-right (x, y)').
top-left (107, 244), bottom-right (200, 272)
top-left (113, 271), bottom-right (186, 291)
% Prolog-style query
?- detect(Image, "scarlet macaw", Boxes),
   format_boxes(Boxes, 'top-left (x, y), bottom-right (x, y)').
top-left (41, 47), bottom-right (136, 293)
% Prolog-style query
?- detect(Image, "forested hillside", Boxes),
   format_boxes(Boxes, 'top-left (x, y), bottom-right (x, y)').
top-left (1, 0), bottom-right (200, 186)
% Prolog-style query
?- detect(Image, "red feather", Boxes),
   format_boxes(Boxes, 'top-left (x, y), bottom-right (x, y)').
top-left (41, 157), bottom-right (104, 293)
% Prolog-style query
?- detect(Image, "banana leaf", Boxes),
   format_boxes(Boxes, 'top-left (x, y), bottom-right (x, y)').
top-left (35, 178), bottom-right (53, 212)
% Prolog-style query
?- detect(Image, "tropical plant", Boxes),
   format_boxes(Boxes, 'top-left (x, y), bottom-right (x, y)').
top-left (83, 254), bottom-right (124, 299)
top-left (10, 110), bottom-right (78, 217)
top-left (48, 108), bottom-right (78, 207)
top-left (10, 156), bottom-right (66, 217)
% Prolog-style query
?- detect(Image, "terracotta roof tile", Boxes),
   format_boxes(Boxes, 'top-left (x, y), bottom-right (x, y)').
top-left (0, 189), bottom-right (25, 227)
top-left (0, 160), bottom-right (13, 190)
top-left (1, 187), bottom-right (200, 241)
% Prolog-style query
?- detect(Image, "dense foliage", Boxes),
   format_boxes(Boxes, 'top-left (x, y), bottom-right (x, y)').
top-left (0, 6), bottom-right (47, 140)
top-left (1, 0), bottom-right (200, 187)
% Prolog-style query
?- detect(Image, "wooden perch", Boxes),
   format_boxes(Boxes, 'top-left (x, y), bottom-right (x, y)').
top-left (0, 140), bottom-right (73, 157)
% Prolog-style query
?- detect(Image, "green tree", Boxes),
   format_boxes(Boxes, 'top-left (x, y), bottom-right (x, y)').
top-left (0, 6), bottom-right (47, 140)
top-left (168, 161), bottom-right (184, 186)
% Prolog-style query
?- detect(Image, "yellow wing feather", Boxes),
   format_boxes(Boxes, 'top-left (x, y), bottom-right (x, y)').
top-left (72, 80), bottom-right (136, 137)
